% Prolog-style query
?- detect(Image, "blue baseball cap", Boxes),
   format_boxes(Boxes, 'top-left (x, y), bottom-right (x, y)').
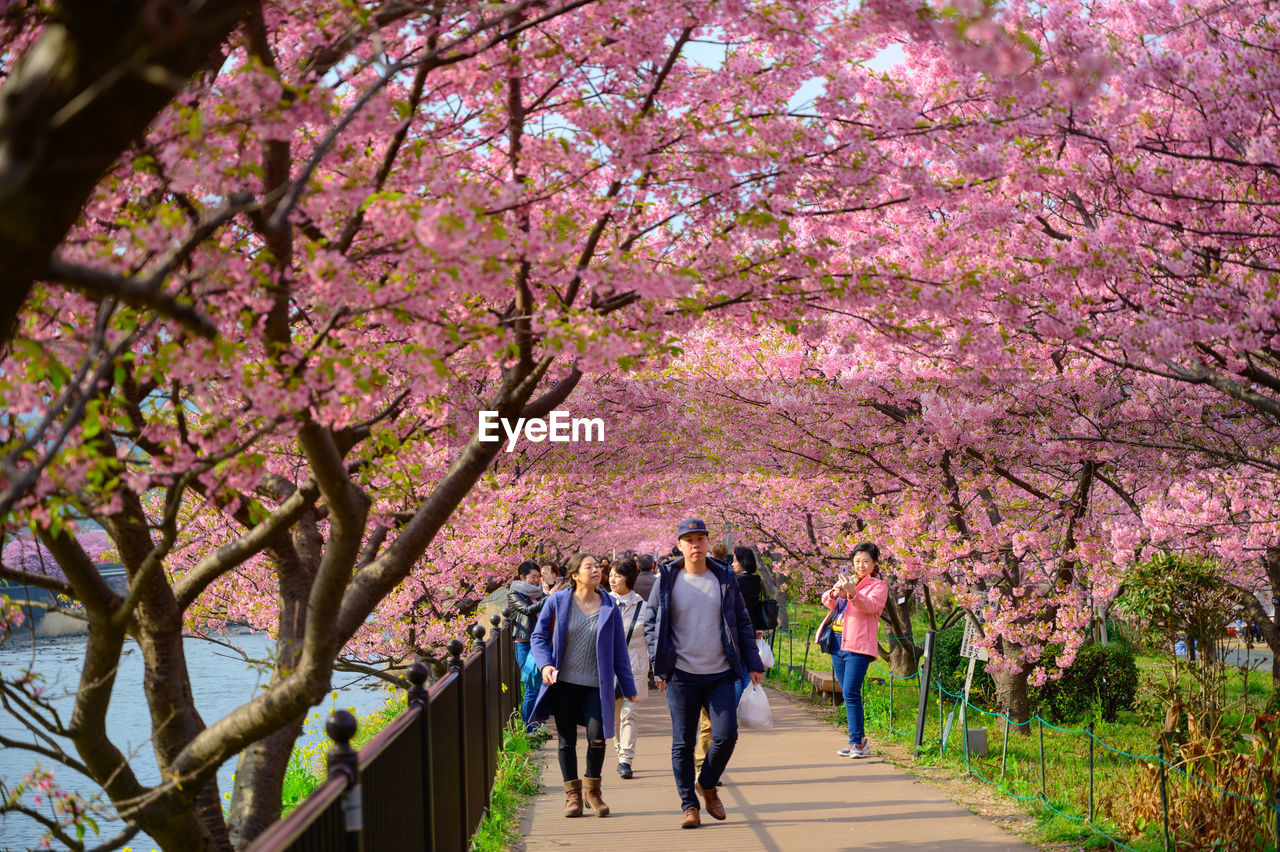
top-left (676, 518), bottom-right (710, 540)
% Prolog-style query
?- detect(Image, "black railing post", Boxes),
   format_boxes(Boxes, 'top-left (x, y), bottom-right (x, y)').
top-left (492, 613), bottom-right (509, 726)
top-left (326, 709), bottom-right (361, 852)
top-left (408, 661), bottom-right (431, 850)
top-left (470, 622), bottom-right (492, 810)
top-left (448, 637), bottom-right (466, 845)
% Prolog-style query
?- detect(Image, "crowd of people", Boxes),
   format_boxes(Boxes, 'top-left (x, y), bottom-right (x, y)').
top-left (506, 517), bottom-right (888, 828)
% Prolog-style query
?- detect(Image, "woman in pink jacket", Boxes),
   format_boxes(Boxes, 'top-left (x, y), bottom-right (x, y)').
top-left (820, 542), bottom-right (889, 758)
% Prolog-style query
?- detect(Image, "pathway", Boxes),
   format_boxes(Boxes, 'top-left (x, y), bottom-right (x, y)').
top-left (1218, 640), bottom-right (1274, 671)
top-left (519, 686), bottom-right (1035, 851)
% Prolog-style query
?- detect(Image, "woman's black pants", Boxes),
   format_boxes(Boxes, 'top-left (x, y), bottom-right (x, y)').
top-left (548, 680), bottom-right (605, 780)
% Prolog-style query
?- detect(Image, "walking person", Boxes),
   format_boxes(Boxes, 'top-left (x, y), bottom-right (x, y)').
top-left (731, 546), bottom-right (769, 703)
top-left (645, 518), bottom-right (765, 829)
top-left (608, 558), bottom-right (651, 779)
top-left (508, 560), bottom-right (551, 731)
top-left (530, 553), bottom-right (638, 817)
top-left (819, 542), bottom-right (888, 759)
top-left (633, 553), bottom-right (658, 601)
top-left (695, 547), bottom-right (768, 770)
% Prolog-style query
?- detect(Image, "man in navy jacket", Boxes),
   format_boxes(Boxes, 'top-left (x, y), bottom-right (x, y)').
top-left (644, 518), bottom-right (765, 829)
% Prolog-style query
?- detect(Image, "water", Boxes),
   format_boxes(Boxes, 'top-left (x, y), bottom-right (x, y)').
top-left (0, 631), bottom-right (396, 851)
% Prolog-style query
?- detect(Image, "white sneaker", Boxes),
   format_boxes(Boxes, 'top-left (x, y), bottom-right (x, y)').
top-left (836, 745), bottom-right (854, 757)
top-left (851, 739), bottom-right (872, 758)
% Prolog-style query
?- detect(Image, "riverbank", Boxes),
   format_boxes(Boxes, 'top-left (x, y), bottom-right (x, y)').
top-left (0, 629), bottom-right (395, 851)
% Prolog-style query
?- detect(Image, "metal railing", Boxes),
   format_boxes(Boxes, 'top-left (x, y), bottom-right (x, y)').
top-left (247, 614), bottom-right (518, 852)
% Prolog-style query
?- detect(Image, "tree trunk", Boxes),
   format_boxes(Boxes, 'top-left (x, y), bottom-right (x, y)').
top-left (991, 637), bottom-right (1032, 736)
top-left (878, 588), bottom-right (920, 676)
top-left (0, 2), bottom-right (249, 345)
top-left (227, 718), bottom-right (307, 849)
top-left (228, 519), bottom-right (321, 849)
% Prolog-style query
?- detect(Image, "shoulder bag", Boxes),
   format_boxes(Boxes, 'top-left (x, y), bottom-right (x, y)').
top-left (614, 601), bottom-right (644, 699)
top-left (817, 598), bottom-right (847, 654)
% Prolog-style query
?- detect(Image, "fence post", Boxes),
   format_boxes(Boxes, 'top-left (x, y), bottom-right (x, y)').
top-left (1000, 715), bottom-right (1009, 779)
top-left (1087, 722), bottom-right (1094, 824)
top-left (888, 673), bottom-right (893, 731)
top-left (1157, 742), bottom-right (1170, 852)
top-left (961, 692), bottom-right (970, 772)
top-left (938, 687), bottom-right (944, 758)
top-left (407, 661), bottom-right (431, 850)
top-left (326, 709), bottom-right (362, 852)
top-left (448, 637), bottom-right (466, 846)
top-left (1037, 718), bottom-right (1046, 800)
top-left (470, 623), bottom-right (491, 813)
top-left (491, 613), bottom-right (507, 725)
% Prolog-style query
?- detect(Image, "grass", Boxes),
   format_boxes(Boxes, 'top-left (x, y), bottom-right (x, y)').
top-left (469, 725), bottom-right (547, 851)
top-left (280, 687), bottom-right (409, 815)
top-left (765, 601), bottom-right (1280, 851)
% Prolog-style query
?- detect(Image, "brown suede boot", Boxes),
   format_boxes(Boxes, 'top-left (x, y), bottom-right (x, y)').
top-left (583, 777), bottom-right (610, 817)
top-left (563, 780), bottom-right (583, 817)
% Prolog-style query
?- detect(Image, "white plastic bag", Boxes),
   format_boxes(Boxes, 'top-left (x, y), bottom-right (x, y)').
top-left (737, 683), bottom-right (773, 730)
top-left (756, 637), bottom-right (775, 669)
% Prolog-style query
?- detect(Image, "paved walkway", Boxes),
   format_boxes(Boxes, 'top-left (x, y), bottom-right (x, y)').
top-left (520, 687), bottom-right (1035, 851)
top-left (1218, 641), bottom-right (1273, 671)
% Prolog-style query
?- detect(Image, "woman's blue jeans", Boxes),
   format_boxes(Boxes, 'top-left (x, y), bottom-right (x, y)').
top-left (831, 649), bottom-right (875, 745)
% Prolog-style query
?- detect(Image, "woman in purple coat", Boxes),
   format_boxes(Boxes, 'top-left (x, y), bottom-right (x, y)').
top-left (531, 552), bottom-right (638, 818)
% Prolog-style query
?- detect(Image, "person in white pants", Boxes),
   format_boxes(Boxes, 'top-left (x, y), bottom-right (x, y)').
top-left (609, 559), bottom-right (651, 779)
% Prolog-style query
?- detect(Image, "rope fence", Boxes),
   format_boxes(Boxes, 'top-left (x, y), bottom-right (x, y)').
top-left (765, 619), bottom-right (1280, 852)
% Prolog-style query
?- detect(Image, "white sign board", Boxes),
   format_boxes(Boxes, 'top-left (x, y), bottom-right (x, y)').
top-left (959, 616), bottom-right (990, 662)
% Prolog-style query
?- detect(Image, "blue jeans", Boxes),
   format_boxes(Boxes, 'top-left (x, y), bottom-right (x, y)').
top-left (514, 642), bottom-right (539, 728)
top-left (831, 650), bottom-right (874, 745)
top-left (665, 669), bottom-right (738, 811)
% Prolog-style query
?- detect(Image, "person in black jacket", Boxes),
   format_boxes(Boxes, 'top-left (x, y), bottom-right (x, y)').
top-left (644, 519), bottom-right (765, 829)
top-left (731, 546), bottom-right (768, 703)
top-left (633, 553), bottom-right (658, 602)
top-left (510, 560), bottom-right (556, 730)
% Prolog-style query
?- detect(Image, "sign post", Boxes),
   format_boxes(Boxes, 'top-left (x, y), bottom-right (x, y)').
top-left (913, 629), bottom-right (937, 757)
top-left (958, 615), bottom-right (989, 761)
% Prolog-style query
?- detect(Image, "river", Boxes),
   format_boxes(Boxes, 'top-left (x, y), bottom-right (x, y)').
top-left (0, 631), bottom-right (396, 851)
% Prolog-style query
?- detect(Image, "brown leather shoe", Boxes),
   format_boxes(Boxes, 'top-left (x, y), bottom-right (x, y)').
top-left (583, 777), bottom-right (610, 817)
top-left (697, 783), bottom-right (726, 820)
top-left (680, 806), bottom-right (701, 829)
top-left (563, 780), bottom-right (583, 817)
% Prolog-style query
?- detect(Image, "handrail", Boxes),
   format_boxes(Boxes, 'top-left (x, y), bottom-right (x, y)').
top-left (246, 775), bottom-right (346, 850)
top-left (244, 615), bottom-right (518, 852)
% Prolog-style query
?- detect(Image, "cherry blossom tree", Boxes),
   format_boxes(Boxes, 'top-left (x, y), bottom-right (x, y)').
top-left (0, 1), bottom-right (931, 847)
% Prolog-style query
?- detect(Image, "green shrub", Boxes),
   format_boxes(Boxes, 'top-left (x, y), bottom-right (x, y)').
top-left (929, 625), bottom-right (994, 699)
top-left (1038, 643), bottom-right (1138, 723)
